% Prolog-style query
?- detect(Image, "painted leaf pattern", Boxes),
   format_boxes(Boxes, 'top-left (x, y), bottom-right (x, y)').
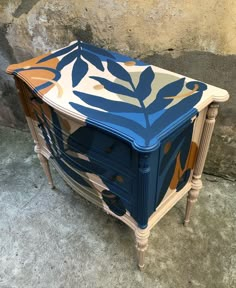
top-left (32, 40), bottom-right (145, 89)
top-left (9, 40), bottom-right (208, 150)
top-left (70, 62), bottom-right (207, 148)
top-left (107, 60), bottom-right (133, 83)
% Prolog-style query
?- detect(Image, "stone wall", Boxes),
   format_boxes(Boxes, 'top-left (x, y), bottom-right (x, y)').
top-left (0, 0), bottom-right (235, 179)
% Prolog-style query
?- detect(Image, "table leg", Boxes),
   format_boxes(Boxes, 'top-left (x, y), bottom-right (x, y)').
top-left (184, 102), bottom-right (219, 226)
top-left (135, 228), bottom-right (150, 270)
top-left (184, 176), bottom-right (202, 226)
top-left (35, 142), bottom-right (54, 189)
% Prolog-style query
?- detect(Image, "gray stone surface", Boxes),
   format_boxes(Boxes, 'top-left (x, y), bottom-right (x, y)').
top-left (0, 126), bottom-right (235, 288)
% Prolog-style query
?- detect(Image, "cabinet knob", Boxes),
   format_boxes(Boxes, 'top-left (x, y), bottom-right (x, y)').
top-left (30, 96), bottom-right (36, 102)
top-left (30, 96), bottom-right (43, 104)
top-left (112, 175), bottom-right (124, 183)
top-left (104, 142), bottom-right (116, 154)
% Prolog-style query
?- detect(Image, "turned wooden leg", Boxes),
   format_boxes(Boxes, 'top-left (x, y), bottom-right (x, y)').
top-left (184, 102), bottom-right (219, 226)
top-left (184, 176), bottom-right (202, 226)
top-left (135, 228), bottom-right (150, 270)
top-left (35, 143), bottom-right (54, 189)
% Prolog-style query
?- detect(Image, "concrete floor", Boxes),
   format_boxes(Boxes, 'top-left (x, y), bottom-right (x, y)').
top-left (0, 126), bottom-right (235, 288)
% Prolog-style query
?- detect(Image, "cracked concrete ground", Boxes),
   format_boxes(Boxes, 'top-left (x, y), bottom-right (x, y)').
top-left (0, 126), bottom-right (235, 288)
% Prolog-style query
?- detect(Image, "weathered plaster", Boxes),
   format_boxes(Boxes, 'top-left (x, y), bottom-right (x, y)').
top-left (13, 0), bottom-right (41, 18)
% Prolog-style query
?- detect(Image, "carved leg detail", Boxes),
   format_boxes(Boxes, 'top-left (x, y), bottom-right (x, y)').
top-left (135, 228), bottom-right (150, 271)
top-left (35, 143), bottom-right (54, 189)
top-left (184, 102), bottom-right (219, 226)
top-left (184, 177), bottom-right (202, 226)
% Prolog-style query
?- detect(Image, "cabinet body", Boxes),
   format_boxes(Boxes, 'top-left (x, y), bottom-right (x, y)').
top-left (8, 40), bottom-right (229, 269)
top-left (17, 79), bottom-right (206, 228)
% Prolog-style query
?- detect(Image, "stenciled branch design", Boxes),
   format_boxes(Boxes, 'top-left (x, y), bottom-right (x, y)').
top-left (35, 41), bottom-right (146, 88)
top-left (69, 60), bottom-right (207, 147)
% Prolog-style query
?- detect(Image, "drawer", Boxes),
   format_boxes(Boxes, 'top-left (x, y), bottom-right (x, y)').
top-left (52, 156), bottom-right (134, 217)
top-left (61, 149), bottom-right (133, 194)
top-left (57, 148), bottom-right (134, 202)
top-left (30, 99), bottom-right (134, 170)
top-left (60, 154), bottom-right (133, 197)
top-left (61, 125), bottom-right (133, 169)
top-left (35, 118), bottom-right (134, 199)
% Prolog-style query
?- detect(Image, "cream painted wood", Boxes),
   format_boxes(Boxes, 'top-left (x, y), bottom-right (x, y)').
top-left (184, 102), bottom-right (219, 226)
top-left (135, 228), bottom-right (150, 270)
top-left (35, 142), bottom-right (54, 189)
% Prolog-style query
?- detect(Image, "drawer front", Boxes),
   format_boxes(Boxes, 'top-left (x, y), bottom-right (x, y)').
top-left (25, 90), bottom-right (134, 172)
top-left (21, 85), bottom-right (138, 218)
top-left (24, 93), bottom-right (137, 213)
top-left (36, 122), bottom-right (133, 195)
top-left (65, 125), bottom-right (133, 170)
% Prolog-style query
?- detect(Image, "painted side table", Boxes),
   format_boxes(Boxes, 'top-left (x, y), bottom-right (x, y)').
top-left (7, 40), bottom-right (229, 270)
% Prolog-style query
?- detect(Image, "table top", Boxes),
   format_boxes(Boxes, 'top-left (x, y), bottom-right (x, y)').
top-left (7, 40), bottom-right (229, 152)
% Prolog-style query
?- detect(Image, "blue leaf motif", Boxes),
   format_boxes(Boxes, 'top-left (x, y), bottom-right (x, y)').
top-left (37, 42), bottom-right (78, 63)
top-left (81, 42), bottom-right (115, 59)
top-left (81, 50), bottom-right (104, 71)
top-left (69, 57), bottom-right (206, 150)
top-left (56, 50), bottom-right (77, 71)
top-left (72, 57), bottom-right (88, 87)
top-left (150, 90), bottom-right (203, 136)
top-left (107, 60), bottom-right (133, 85)
top-left (135, 66), bottom-right (155, 101)
top-left (147, 78), bottom-right (185, 113)
top-left (73, 91), bottom-right (140, 113)
top-left (90, 76), bottom-right (134, 97)
top-left (69, 102), bottom-right (145, 135)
